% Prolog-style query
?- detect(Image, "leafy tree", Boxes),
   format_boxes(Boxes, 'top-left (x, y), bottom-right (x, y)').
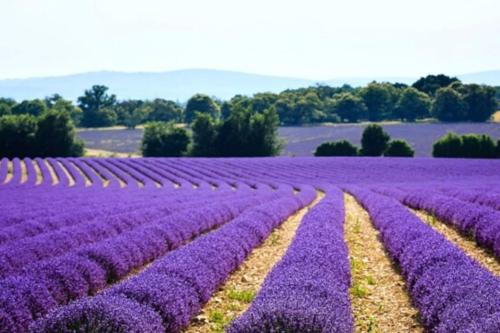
top-left (395, 87), bottom-right (431, 121)
top-left (246, 107), bottom-right (282, 156)
top-left (412, 74), bottom-right (460, 95)
top-left (314, 140), bottom-right (359, 156)
top-left (78, 85), bottom-right (117, 127)
top-left (496, 140), bottom-right (500, 158)
top-left (360, 124), bottom-right (391, 156)
top-left (384, 139), bottom-right (415, 157)
top-left (0, 115), bottom-right (37, 158)
top-left (11, 99), bottom-right (47, 117)
top-left (360, 83), bottom-right (395, 121)
top-left (432, 132), bottom-right (463, 157)
top-left (432, 87), bottom-right (468, 121)
top-left (462, 84), bottom-right (497, 122)
top-left (148, 99), bottom-right (183, 122)
top-left (191, 107), bottom-right (281, 157)
top-left (114, 100), bottom-right (150, 128)
top-left (0, 98), bottom-right (16, 116)
top-left (45, 94), bottom-right (83, 126)
top-left (330, 93), bottom-right (367, 122)
top-left (190, 113), bottom-right (219, 157)
top-left (35, 110), bottom-right (84, 157)
top-left (141, 122), bottom-right (189, 157)
top-left (184, 94), bottom-right (220, 123)
top-left (252, 93), bottom-right (278, 113)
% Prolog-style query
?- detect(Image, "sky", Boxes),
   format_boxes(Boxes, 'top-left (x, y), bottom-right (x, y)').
top-left (0, 0), bottom-right (499, 80)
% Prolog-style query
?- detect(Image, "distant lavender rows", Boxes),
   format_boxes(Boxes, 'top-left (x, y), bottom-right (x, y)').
top-left (77, 122), bottom-right (500, 156)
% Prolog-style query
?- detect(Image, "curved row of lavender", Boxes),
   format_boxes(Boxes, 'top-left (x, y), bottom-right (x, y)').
top-left (229, 187), bottom-right (353, 333)
top-left (347, 187), bottom-right (500, 332)
top-left (373, 184), bottom-right (500, 258)
top-left (31, 187), bottom-right (316, 332)
top-left (0, 185), bottom-right (294, 332)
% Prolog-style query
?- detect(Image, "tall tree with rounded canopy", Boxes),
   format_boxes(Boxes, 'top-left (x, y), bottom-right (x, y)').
top-left (462, 84), bottom-right (497, 122)
top-left (360, 124), bottom-right (391, 156)
top-left (184, 94), bottom-right (220, 124)
top-left (77, 85), bottom-right (117, 127)
top-left (331, 92), bottom-right (367, 122)
top-left (395, 87), bottom-right (431, 121)
top-left (412, 74), bottom-right (460, 96)
top-left (432, 87), bottom-right (468, 121)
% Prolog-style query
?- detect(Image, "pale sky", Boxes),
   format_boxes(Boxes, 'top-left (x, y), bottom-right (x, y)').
top-left (0, 0), bottom-right (499, 80)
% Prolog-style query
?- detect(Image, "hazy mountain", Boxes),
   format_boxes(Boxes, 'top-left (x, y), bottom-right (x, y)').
top-left (0, 69), bottom-right (316, 102)
top-left (0, 69), bottom-right (498, 102)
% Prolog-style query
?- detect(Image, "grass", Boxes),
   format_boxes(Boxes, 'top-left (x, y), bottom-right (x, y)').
top-left (351, 283), bottom-right (369, 298)
top-left (226, 289), bottom-right (256, 303)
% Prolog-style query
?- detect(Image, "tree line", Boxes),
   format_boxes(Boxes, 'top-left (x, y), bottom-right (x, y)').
top-left (0, 74), bottom-right (498, 129)
top-left (314, 124), bottom-right (500, 159)
top-left (141, 108), bottom-right (281, 157)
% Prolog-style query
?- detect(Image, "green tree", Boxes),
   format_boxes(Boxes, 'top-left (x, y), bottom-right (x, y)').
top-left (395, 87), bottom-right (431, 121)
top-left (78, 85), bottom-right (117, 127)
top-left (432, 87), bottom-right (468, 121)
top-left (384, 139), bottom-right (415, 157)
top-left (360, 124), bottom-right (391, 156)
top-left (432, 132), bottom-right (463, 157)
top-left (184, 94), bottom-right (220, 123)
top-left (192, 107), bottom-right (281, 157)
top-left (0, 98), bottom-right (16, 116)
top-left (190, 113), bottom-right (219, 157)
top-left (251, 93), bottom-right (278, 113)
top-left (247, 107), bottom-right (282, 156)
top-left (360, 83), bottom-right (395, 121)
top-left (147, 99), bottom-right (183, 122)
top-left (11, 99), bottom-right (47, 117)
top-left (462, 84), bottom-right (497, 122)
top-left (35, 110), bottom-right (84, 157)
top-left (314, 140), bottom-right (359, 156)
top-left (496, 140), bottom-right (500, 158)
top-left (45, 94), bottom-right (83, 126)
top-left (412, 74), bottom-right (460, 96)
top-left (0, 115), bottom-right (37, 158)
top-left (141, 122), bottom-right (190, 157)
top-left (114, 100), bottom-right (150, 128)
top-left (330, 93), bottom-right (367, 122)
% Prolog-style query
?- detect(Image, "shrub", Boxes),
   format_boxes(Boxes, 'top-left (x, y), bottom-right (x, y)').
top-left (461, 134), bottom-right (496, 158)
top-left (384, 140), bottom-right (415, 157)
top-left (35, 110), bottom-right (84, 157)
top-left (0, 110), bottom-right (83, 158)
top-left (433, 132), bottom-right (498, 158)
top-left (360, 124), bottom-right (390, 156)
top-left (141, 122), bottom-right (190, 157)
top-left (432, 132), bottom-right (463, 157)
top-left (314, 140), bottom-right (358, 156)
top-left (0, 115), bottom-right (38, 158)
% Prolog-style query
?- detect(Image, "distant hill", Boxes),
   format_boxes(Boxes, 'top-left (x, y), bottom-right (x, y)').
top-left (0, 68), bottom-right (498, 102)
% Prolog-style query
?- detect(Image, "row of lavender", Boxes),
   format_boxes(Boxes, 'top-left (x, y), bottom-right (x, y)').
top-left (229, 187), bottom-right (353, 332)
top-left (3, 157), bottom-right (500, 190)
top-left (31, 186), bottom-right (318, 332)
top-left (348, 187), bottom-right (500, 332)
top-left (373, 183), bottom-right (500, 257)
top-left (1, 181), bottom-right (295, 331)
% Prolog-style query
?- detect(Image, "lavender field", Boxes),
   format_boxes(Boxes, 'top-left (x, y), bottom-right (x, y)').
top-left (1, 157), bottom-right (500, 332)
top-left (77, 122), bottom-right (500, 156)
